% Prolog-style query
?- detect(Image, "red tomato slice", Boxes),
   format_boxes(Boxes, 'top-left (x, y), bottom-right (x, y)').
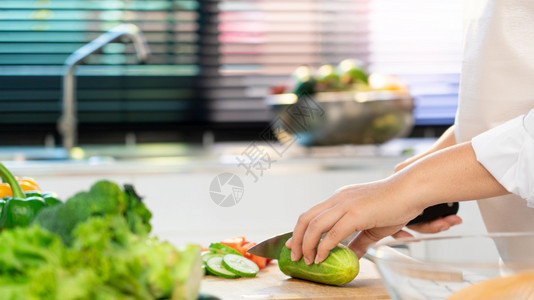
top-left (220, 236), bottom-right (247, 254)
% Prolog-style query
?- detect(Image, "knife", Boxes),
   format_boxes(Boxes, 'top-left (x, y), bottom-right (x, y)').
top-left (247, 202), bottom-right (459, 259)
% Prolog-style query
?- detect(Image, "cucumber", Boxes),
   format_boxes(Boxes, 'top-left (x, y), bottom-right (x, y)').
top-left (202, 252), bottom-right (224, 276)
top-left (278, 244), bottom-right (359, 286)
top-left (206, 256), bottom-right (240, 279)
top-left (222, 254), bottom-right (259, 278)
top-left (201, 251), bottom-right (223, 263)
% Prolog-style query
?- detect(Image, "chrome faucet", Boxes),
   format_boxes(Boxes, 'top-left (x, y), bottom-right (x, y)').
top-left (58, 24), bottom-right (150, 153)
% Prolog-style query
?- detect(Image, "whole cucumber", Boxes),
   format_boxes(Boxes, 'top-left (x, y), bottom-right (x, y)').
top-left (278, 244), bottom-right (359, 285)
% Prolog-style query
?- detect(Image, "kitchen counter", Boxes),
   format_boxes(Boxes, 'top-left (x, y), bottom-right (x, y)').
top-left (2, 142), bottom-right (410, 246)
top-left (201, 258), bottom-right (390, 300)
top-left (0, 138), bottom-right (488, 247)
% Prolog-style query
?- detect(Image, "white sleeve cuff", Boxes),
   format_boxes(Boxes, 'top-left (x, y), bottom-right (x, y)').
top-left (472, 109), bottom-right (534, 206)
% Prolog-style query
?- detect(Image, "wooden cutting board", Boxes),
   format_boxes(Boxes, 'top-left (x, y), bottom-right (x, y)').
top-left (200, 259), bottom-right (391, 299)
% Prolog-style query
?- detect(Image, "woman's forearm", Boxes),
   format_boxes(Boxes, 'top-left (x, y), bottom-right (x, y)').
top-left (395, 125), bottom-right (457, 172)
top-left (397, 141), bottom-right (509, 209)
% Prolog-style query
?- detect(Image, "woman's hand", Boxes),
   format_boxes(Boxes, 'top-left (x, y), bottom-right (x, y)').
top-left (285, 177), bottom-right (425, 263)
top-left (286, 142), bottom-right (509, 264)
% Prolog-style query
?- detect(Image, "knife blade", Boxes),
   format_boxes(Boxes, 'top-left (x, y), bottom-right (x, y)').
top-left (247, 231), bottom-right (358, 259)
top-left (247, 202), bottom-right (459, 259)
top-left (246, 232), bottom-right (293, 259)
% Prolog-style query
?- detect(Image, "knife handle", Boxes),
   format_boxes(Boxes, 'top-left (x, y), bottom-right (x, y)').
top-left (406, 202), bottom-right (459, 226)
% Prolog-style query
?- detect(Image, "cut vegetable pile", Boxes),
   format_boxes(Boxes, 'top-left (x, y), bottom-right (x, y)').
top-left (202, 237), bottom-right (271, 279)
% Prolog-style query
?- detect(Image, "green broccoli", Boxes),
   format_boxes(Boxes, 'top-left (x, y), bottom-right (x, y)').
top-left (32, 180), bottom-right (151, 245)
top-left (124, 184), bottom-right (152, 236)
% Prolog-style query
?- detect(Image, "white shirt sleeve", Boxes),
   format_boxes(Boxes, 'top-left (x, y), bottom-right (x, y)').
top-left (472, 109), bottom-right (534, 206)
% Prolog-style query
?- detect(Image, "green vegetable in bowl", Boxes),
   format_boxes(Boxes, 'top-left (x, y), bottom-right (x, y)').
top-left (336, 58), bottom-right (368, 86)
top-left (290, 65), bottom-right (316, 96)
top-left (278, 244), bottom-right (359, 286)
top-left (316, 64), bottom-right (341, 92)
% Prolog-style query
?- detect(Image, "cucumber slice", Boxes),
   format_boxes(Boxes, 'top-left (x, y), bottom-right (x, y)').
top-left (222, 254), bottom-right (259, 278)
top-left (208, 243), bottom-right (242, 256)
top-left (206, 256), bottom-right (240, 279)
top-left (201, 251), bottom-right (224, 263)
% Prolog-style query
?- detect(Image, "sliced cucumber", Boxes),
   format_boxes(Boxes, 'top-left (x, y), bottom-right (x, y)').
top-left (201, 251), bottom-right (224, 263)
top-left (206, 256), bottom-right (240, 279)
top-left (222, 254), bottom-right (259, 278)
top-left (208, 243), bottom-right (242, 256)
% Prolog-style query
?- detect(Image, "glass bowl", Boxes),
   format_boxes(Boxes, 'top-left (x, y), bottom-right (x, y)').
top-left (265, 90), bottom-right (414, 146)
top-left (366, 232), bottom-right (534, 300)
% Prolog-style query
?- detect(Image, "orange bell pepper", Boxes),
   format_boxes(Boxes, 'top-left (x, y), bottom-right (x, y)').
top-left (0, 183), bottom-right (12, 198)
top-left (16, 177), bottom-right (41, 192)
top-left (0, 177), bottom-right (41, 198)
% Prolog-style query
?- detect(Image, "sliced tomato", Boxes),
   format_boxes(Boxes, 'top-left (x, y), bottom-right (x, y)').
top-left (221, 236), bottom-right (247, 255)
top-left (249, 255), bottom-right (267, 269)
top-left (221, 236), bottom-right (245, 246)
top-left (242, 241), bottom-right (269, 270)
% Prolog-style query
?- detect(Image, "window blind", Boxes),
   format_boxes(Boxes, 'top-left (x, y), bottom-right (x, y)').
top-left (368, 0), bottom-right (462, 125)
top-left (0, 0), bottom-right (462, 145)
top-left (0, 0), bottom-right (205, 145)
top-left (208, 0), bottom-right (371, 123)
top-left (211, 0), bottom-right (462, 126)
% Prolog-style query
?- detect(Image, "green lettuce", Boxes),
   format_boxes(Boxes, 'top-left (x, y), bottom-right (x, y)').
top-left (0, 180), bottom-right (201, 300)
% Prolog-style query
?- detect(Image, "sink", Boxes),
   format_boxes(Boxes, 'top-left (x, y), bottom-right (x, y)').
top-left (0, 143), bottom-right (204, 162)
top-left (0, 146), bottom-right (70, 161)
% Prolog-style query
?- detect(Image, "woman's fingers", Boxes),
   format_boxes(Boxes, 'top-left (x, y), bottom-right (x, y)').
top-left (300, 202), bottom-right (353, 264)
top-left (407, 215), bottom-right (462, 233)
top-left (348, 225), bottom-right (405, 258)
top-left (287, 194), bottom-right (347, 262)
top-left (314, 212), bottom-right (359, 263)
top-left (391, 229), bottom-right (414, 239)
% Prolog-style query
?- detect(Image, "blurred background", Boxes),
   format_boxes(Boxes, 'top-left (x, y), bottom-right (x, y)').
top-left (0, 0), bottom-right (461, 146)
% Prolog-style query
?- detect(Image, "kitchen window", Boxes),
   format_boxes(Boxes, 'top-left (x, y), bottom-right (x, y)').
top-left (0, 0), bottom-right (461, 145)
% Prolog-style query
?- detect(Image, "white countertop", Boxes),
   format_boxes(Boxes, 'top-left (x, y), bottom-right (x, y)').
top-left (0, 138), bottom-right (436, 176)
top-left (2, 137), bottom-right (490, 249)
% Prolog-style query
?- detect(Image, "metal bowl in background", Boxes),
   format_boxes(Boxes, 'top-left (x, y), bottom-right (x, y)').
top-left (367, 233), bottom-right (534, 300)
top-left (265, 90), bottom-right (414, 146)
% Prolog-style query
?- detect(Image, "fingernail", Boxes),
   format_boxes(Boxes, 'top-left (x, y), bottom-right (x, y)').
top-left (304, 257), bottom-right (312, 265)
top-left (291, 251), bottom-right (298, 261)
top-left (314, 255), bottom-right (322, 264)
top-left (285, 239), bottom-right (292, 248)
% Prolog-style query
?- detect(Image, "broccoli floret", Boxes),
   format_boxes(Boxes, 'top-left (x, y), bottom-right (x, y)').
top-left (33, 180), bottom-right (151, 245)
top-left (124, 184), bottom-right (152, 236)
top-left (87, 180), bottom-right (127, 216)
